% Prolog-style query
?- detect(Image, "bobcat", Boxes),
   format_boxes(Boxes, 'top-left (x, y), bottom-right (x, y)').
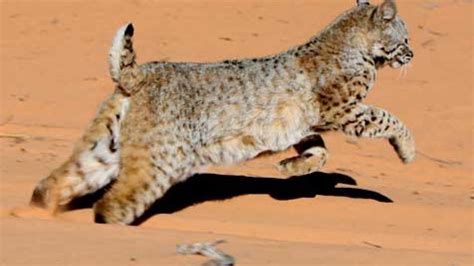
top-left (31, 0), bottom-right (415, 224)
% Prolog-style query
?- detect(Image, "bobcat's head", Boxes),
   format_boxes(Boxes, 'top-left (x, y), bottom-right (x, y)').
top-left (364, 0), bottom-right (414, 68)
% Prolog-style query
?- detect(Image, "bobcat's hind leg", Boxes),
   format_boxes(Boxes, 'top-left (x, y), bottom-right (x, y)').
top-left (30, 93), bottom-right (129, 213)
top-left (93, 141), bottom-right (194, 225)
top-left (277, 134), bottom-right (329, 176)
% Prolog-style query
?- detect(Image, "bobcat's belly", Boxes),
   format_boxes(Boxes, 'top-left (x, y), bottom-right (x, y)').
top-left (249, 100), bottom-right (318, 152)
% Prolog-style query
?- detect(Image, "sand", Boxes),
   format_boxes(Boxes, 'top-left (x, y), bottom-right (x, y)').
top-left (1, 0), bottom-right (472, 265)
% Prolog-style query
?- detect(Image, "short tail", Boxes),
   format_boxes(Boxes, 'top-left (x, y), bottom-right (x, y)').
top-left (108, 23), bottom-right (144, 94)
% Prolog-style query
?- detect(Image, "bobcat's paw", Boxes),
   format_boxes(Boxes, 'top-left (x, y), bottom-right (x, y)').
top-left (277, 147), bottom-right (328, 176)
top-left (389, 134), bottom-right (415, 163)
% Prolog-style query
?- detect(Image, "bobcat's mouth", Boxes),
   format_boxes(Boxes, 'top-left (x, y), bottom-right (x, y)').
top-left (374, 55), bottom-right (411, 69)
top-left (390, 47), bottom-right (414, 69)
top-left (390, 53), bottom-right (413, 69)
top-left (390, 58), bottom-right (405, 69)
top-left (373, 44), bottom-right (414, 69)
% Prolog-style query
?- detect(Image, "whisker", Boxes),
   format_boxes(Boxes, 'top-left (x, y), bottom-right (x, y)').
top-left (399, 64), bottom-right (406, 79)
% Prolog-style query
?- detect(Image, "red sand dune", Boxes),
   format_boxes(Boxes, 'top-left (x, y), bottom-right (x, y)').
top-left (1, 0), bottom-right (472, 265)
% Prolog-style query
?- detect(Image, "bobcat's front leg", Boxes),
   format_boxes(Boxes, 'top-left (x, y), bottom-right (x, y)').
top-left (339, 104), bottom-right (415, 163)
top-left (277, 134), bottom-right (329, 176)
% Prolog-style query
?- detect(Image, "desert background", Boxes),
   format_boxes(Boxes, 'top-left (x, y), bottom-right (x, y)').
top-left (0, 0), bottom-right (472, 265)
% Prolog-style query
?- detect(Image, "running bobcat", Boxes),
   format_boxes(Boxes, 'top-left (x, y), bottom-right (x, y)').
top-left (31, 0), bottom-right (415, 224)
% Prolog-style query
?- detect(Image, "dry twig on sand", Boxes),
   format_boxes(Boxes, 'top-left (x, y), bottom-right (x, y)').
top-left (177, 239), bottom-right (235, 266)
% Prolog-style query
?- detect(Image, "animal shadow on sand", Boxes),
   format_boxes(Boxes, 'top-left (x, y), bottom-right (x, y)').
top-left (66, 171), bottom-right (393, 225)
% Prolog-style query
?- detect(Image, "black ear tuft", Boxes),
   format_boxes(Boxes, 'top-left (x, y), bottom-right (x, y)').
top-left (124, 23), bottom-right (134, 37)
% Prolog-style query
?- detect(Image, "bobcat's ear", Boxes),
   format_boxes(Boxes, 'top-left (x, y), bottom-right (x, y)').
top-left (357, 0), bottom-right (370, 7)
top-left (375, 0), bottom-right (397, 22)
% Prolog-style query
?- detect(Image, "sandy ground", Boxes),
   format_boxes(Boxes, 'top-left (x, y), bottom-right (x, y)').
top-left (0, 0), bottom-right (472, 265)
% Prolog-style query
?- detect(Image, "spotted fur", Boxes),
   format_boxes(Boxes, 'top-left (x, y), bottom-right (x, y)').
top-left (31, 0), bottom-right (415, 224)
